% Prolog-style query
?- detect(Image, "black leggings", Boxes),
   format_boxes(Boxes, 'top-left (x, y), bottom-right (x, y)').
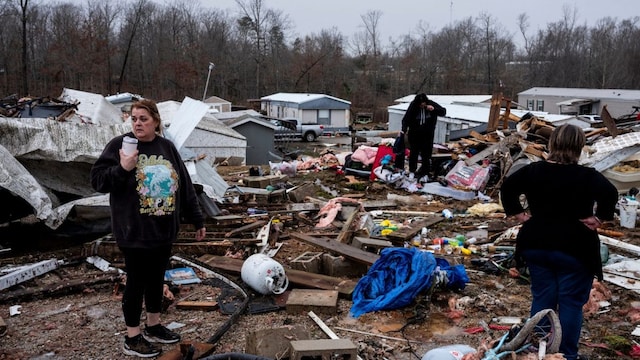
top-left (120, 245), bottom-right (172, 327)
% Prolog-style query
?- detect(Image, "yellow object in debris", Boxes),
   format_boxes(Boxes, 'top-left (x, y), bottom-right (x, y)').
top-left (381, 228), bottom-right (394, 236)
top-left (460, 247), bottom-right (472, 256)
top-left (380, 219), bottom-right (392, 227)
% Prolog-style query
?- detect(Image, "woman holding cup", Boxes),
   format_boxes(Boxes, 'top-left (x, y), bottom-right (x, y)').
top-left (90, 99), bottom-right (206, 357)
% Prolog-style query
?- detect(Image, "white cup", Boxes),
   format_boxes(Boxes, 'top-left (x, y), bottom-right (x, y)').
top-left (122, 136), bottom-right (138, 155)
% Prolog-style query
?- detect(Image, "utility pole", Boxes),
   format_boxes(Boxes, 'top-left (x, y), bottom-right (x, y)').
top-left (202, 62), bottom-right (215, 101)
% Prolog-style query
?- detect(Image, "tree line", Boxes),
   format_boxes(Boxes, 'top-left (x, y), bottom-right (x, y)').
top-left (1, 0), bottom-right (639, 118)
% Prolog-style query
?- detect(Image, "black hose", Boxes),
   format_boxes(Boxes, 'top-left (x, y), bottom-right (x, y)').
top-left (199, 353), bottom-right (273, 360)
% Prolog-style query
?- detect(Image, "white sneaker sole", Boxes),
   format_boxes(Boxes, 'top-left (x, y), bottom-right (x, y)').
top-left (123, 346), bottom-right (160, 358)
top-left (143, 333), bottom-right (180, 344)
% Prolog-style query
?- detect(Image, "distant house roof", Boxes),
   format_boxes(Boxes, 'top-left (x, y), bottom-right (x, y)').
top-left (204, 96), bottom-right (231, 104)
top-left (394, 94), bottom-right (492, 105)
top-left (197, 115), bottom-right (246, 140)
top-left (218, 114), bottom-right (279, 130)
top-left (388, 102), bottom-right (572, 124)
top-left (212, 109), bottom-right (262, 121)
top-left (261, 92), bottom-right (351, 106)
top-left (518, 87), bottom-right (640, 102)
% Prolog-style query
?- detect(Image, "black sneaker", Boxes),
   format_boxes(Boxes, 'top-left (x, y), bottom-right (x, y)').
top-left (143, 324), bottom-right (181, 344)
top-left (123, 334), bottom-right (161, 358)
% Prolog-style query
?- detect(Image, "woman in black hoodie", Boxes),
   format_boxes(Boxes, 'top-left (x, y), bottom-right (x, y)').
top-left (400, 93), bottom-right (446, 180)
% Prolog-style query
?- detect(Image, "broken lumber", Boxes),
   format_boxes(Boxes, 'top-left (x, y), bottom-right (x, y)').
top-left (308, 311), bottom-right (364, 360)
top-left (175, 301), bottom-right (219, 311)
top-left (0, 273), bottom-right (119, 303)
top-left (0, 259), bottom-right (60, 291)
top-left (290, 232), bottom-right (380, 265)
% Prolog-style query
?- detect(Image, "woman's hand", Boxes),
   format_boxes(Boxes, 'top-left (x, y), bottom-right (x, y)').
top-left (119, 149), bottom-right (138, 171)
top-left (514, 212), bottom-right (530, 223)
top-left (195, 227), bottom-right (206, 241)
top-left (426, 105), bottom-right (434, 111)
top-left (580, 216), bottom-right (602, 231)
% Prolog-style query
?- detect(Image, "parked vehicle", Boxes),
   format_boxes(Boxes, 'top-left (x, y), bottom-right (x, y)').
top-left (577, 114), bottom-right (602, 124)
top-left (269, 117), bottom-right (324, 142)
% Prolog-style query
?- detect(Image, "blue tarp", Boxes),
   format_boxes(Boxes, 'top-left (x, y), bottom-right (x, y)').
top-left (350, 247), bottom-right (469, 318)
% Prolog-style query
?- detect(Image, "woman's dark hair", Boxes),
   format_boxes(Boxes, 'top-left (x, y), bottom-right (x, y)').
top-left (414, 93), bottom-right (428, 104)
top-left (547, 124), bottom-right (585, 164)
top-left (131, 99), bottom-right (163, 135)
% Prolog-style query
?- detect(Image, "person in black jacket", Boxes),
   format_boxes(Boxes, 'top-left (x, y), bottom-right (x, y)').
top-left (90, 99), bottom-right (206, 358)
top-left (500, 124), bottom-right (617, 360)
top-left (400, 93), bottom-right (446, 181)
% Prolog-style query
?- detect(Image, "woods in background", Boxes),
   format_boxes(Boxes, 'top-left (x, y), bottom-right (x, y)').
top-left (1, 0), bottom-right (639, 116)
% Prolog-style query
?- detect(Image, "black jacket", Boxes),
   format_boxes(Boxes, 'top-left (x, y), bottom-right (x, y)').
top-left (90, 132), bottom-right (204, 249)
top-left (401, 99), bottom-right (446, 135)
top-left (500, 161), bottom-right (618, 280)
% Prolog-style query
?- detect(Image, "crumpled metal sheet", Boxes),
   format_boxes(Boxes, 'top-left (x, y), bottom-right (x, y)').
top-left (58, 88), bottom-right (123, 125)
top-left (0, 144), bottom-right (52, 221)
top-left (0, 117), bottom-right (131, 162)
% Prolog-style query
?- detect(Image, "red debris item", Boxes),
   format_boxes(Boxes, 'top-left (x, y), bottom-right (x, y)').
top-left (464, 326), bottom-right (485, 334)
top-left (488, 324), bottom-right (512, 331)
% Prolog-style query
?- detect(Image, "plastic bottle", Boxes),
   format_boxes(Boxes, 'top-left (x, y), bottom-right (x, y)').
top-left (442, 209), bottom-right (454, 219)
top-left (464, 237), bottom-right (477, 246)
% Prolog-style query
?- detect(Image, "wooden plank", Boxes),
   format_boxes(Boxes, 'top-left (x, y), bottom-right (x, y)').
top-left (336, 209), bottom-right (359, 244)
top-left (290, 232), bottom-right (380, 265)
top-left (286, 289), bottom-right (339, 315)
top-left (600, 235), bottom-right (640, 256)
top-left (487, 92), bottom-right (502, 132)
top-left (385, 217), bottom-right (442, 244)
top-left (0, 273), bottom-right (119, 303)
top-left (601, 104), bottom-right (620, 137)
top-left (196, 255), bottom-right (357, 298)
top-left (469, 130), bottom-right (487, 142)
top-left (0, 259), bottom-right (59, 291)
top-left (175, 301), bottom-right (219, 311)
top-left (361, 199), bottom-right (398, 209)
top-left (603, 273), bottom-right (640, 295)
top-left (83, 239), bottom-right (248, 258)
top-left (224, 220), bottom-right (267, 238)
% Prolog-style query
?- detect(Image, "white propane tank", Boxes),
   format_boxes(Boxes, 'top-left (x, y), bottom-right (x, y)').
top-left (241, 253), bottom-right (289, 295)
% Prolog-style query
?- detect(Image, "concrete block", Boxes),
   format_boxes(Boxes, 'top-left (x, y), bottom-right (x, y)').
top-left (287, 182), bottom-right (316, 203)
top-left (291, 252), bottom-right (323, 273)
top-left (246, 325), bottom-right (310, 359)
top-left (352, 237), bottom-right (393, 254)
top-left (322, 253), bottom-right (368, 278)
top-left (290, 339), bottom-right (357, 360)
top-left (244, 175), bottom-right (288, 189)
top-left (286, 289), bottom-right (339, 315)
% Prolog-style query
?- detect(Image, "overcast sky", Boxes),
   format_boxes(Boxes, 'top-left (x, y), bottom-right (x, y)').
top-left (203, 0), bottom-right (638, 46)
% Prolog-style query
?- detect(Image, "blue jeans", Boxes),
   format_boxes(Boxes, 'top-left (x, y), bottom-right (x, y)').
top-left (523, 249), bottom-right (594, 360)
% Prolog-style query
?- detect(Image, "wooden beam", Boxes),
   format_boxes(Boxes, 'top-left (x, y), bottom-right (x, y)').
top-left (175, 301), bottom-right (219, 311)
top-left (0, 273), bottom-right (119, 303)
top-left (289, 232), bottom-right (380, 265)
top-left (601, 104), bottom-right (620, 137)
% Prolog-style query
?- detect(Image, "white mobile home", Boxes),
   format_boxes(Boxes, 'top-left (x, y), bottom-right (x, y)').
top-left (260, 92), bottom-right (351, 128)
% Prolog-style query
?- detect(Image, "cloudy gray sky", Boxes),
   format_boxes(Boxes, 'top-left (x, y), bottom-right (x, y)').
top-left (205, 0), bottom-right (638, 46)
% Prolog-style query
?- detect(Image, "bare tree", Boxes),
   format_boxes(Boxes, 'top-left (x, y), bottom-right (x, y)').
top-left (117, 0), bottom-right (148, 93)
top-left (18, 0), bottom-right (29, 95)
